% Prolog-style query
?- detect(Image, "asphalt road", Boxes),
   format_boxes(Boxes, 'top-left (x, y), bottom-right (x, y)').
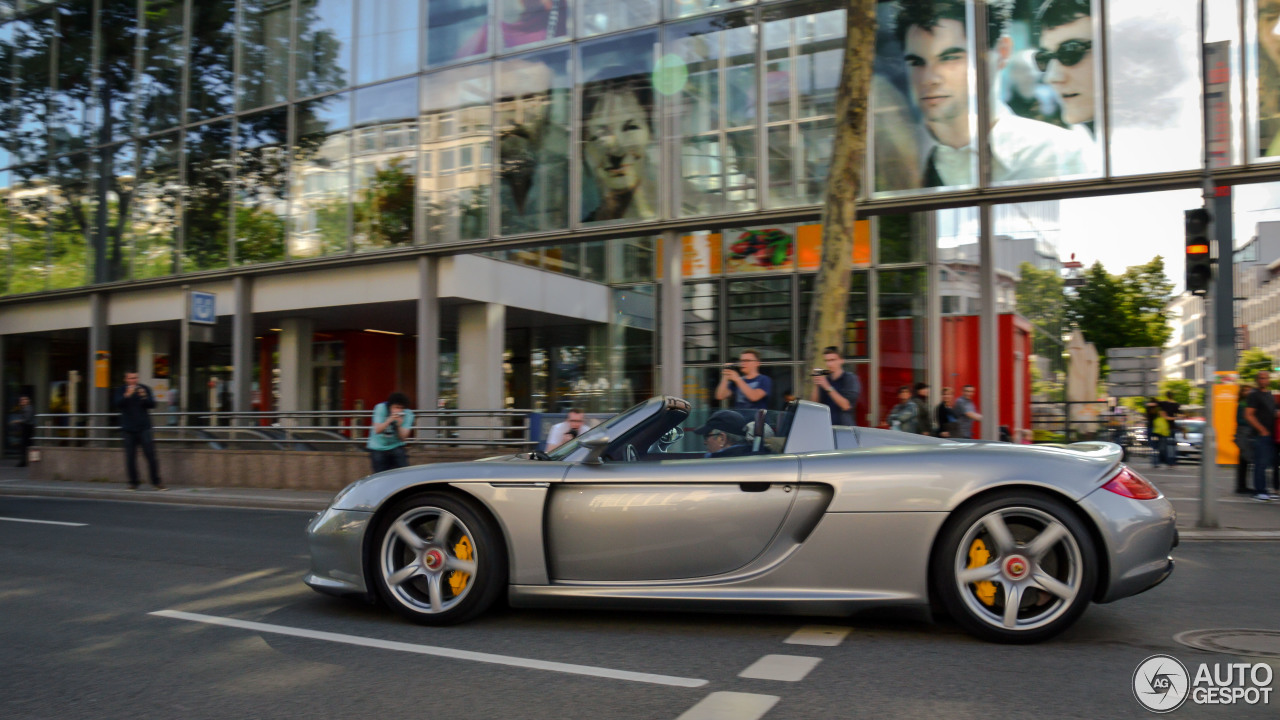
top-left (1, 496), bottom-right (1276, 720)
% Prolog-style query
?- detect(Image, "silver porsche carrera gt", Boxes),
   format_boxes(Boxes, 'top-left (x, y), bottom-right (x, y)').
top-left (305, 397), bottom-right (1176, 643)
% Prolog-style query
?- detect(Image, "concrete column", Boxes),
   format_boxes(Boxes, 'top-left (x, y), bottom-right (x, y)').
top-left (278, 317), bottom-right (314, 414)
top-left (417, 256), bottom-right (439, 413)
top-left (458, 303), bottom-right (504, 410)
top-left (88, 293), bottom-right (109, 417)
top-left (23, 338), bottom-right (51, 413)
top-left (660, 231), bottom-right (683, 397)
top-left (232, 276), bottom-right (254, 418)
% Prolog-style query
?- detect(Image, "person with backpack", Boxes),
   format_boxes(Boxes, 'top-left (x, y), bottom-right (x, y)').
top-left (367, 392), bottom-right (415, 473)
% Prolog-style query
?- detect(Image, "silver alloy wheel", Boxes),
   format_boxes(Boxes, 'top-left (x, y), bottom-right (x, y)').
top-left (380, 506), bottom-right (479, 614)
top-left (952, 506), bottom-right (1084, 633)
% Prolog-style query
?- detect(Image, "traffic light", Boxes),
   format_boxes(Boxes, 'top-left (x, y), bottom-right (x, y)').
top-left (1184, 208), bottom-right (1212, 296)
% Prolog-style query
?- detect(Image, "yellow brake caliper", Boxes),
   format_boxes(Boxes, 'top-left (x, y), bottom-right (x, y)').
top-left (967, 539), bottom-right (997, 606)
top-left (449, 536), bottom-right (473, 595)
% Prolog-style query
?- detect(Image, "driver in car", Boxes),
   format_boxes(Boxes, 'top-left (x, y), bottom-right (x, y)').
top-left (694, 410), bottom-right (752, 458)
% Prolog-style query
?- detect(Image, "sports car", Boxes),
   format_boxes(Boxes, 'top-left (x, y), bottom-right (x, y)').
top-left (305, 397), bottom-right (1176, 643)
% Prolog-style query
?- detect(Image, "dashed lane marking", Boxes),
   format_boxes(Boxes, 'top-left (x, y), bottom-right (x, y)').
top-left (0, 516), bottom-right (87, 527)
top-left (675, 692), bottom-right (780, 720)
top-left (738, 654), bottom-right (822, 682)
top-left (151, 610), bottom-right (708, 688)
top-left (784, 625), bottom-right (850, 647)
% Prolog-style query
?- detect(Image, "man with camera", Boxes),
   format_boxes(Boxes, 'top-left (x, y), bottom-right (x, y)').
top-left (715, 349), bottom-right (772, 411)
top-left (367, 392), bottom-right (415, 473)
top-left (115, 371), bottom-right (164, 490)
top-left (809, 346), bottom-right (861, 425)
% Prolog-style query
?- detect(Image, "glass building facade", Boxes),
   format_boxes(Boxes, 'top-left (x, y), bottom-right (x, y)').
top-left (0, 0), bottom-right (1269, 437)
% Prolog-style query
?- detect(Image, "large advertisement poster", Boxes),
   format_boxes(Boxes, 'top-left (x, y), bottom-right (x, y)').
top-left (1253, 0), bottom-right (1280, 157)
top-left (872, 0), bottom-right (1100, 195)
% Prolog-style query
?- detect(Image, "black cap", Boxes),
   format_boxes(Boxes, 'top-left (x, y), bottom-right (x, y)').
top-left (694, 410), bottom-right (748, 437)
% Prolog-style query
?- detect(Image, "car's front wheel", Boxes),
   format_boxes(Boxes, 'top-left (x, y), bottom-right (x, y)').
top-left (933, 491), bottom-right (1097, 643)
top-left (371, 492), bottom-right (506, 625)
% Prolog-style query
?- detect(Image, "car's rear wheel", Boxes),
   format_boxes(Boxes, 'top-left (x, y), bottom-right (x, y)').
top-left (933, 491), bottom-right (1097, 644)
top-left (371, 492), bottom-right (506, 625)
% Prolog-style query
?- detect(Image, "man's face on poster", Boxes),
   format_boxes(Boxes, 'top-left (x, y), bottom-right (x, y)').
top-left (904, 19), bottom-right (971, 130)
top-left (1039, 16), bottom-right (1095, 125)
top-left (584, 87), bottom-right (651, 194)
top-left (1261, 0), bottom-right (1280, 69)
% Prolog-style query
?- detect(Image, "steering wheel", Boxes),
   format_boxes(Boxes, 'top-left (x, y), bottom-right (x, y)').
top-left (625, 444), bottom-right (638, 463)
top-left (657, 426), bottom-right (684, 451)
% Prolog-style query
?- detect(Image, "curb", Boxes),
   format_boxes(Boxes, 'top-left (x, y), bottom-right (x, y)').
top-left (0, 484), bottom-right (330, 512)
top-left (1176, 530), bottom-right (1280, 542)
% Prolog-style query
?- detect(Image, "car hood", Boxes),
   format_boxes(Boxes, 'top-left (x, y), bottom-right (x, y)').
top-left (329, 458), bottom-right (570, 512)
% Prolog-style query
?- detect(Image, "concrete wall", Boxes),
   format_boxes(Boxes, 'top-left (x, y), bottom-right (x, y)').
top-left (31, 446), bottom-right (502, 492)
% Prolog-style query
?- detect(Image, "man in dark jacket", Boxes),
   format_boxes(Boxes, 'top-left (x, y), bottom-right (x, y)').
top-left (912, 382), bottom-right (935, 436)
top-left (114, 371), bottom-right (164, 490)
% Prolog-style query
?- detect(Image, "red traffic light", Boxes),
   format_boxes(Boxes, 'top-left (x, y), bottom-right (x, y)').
top-left (1186, 243), bottom-right (1209, 254)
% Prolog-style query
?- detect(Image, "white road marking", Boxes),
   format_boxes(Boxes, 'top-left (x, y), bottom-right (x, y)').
top-left (738, 654), bottom-right (822, 682)
top-left (676, 692), bottom-right (779, 720)
top-left (784, 625), bottom-right (850, 647)
top-left (150, 610), bottom-right (707, 688)
top-left (0, 516), bottom-right (86, 527)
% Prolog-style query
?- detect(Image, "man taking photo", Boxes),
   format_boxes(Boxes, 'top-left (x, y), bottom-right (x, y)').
top-left (809, 346), bottom-right (861, 425)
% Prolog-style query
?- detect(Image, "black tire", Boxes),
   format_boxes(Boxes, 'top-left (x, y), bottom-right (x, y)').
top-left (370, 492), bottom-right (507, 625)
top-left (932, 490), bottom-right (1097, 644)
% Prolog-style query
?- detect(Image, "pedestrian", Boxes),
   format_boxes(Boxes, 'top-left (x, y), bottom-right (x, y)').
top-left (1149, 399), bottom-right (1174, 469)
top-left (912, 382), bottom-right (934, 436)
top-left (887, 385), bottom-right (921, 434)
top-left (715, 349), bottom-right (772, 411)
top-left (1158, 391), bottom-right (1182, 466)
top-left (936, 387), bottom-right (960, 438)
top-left (1235, 385), bottom-right (1254, 494)
top-left (367, 392), bottom-right (415, 473)
top-left (114, 371), bottom-right (164, 490)
top-left (954, 384), bottom-right (982, 439)
top-left (546, 407), bottom-right (586, 450)
top-left (809, 346), bottom-right (861, 425)
top-left (9, 395), bottom-right (34, 466)
top-left (1243, 370), bottom-right (1277, 502)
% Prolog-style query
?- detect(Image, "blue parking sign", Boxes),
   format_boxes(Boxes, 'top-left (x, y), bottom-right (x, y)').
top-left (190, 291), bottom-right (216, 325)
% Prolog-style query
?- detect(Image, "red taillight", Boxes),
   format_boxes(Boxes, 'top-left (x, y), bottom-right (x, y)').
top-left (1102, 467), bottom-right (1161, 500)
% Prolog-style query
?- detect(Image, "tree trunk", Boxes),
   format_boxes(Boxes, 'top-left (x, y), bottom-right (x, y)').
top-left (804, 2), bottom-right (876, 370)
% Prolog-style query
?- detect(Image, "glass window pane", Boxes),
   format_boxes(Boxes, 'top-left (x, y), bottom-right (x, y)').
top-left (52, 4), bottom-right (97, 155)
top-left (727, 276), bottom-right (792, 361)
top-left (424, 63), bottom-right (491, 243)
top-left (139, 0), bottom-right (186, 134)
top-left (356, 0), bottom-right (417, 85)
top-left (0, 169), bottom-right (10, 293)
top-left (668, 13), bottom-right (759, 217)
top-left (235, 108), bottom-right (289, 264)
top-left (607, 235), bottom-right (656, 283)
top-left (132, 133), bottom-right (180, 279)
top-left (683, 281), bottom-right (719, 365)
top-left (497, 0), bottom-right (569, 52)
top-left (1250, 0), bottom-right (1280, 158)
top-left (291, 92), bottom-right (351, 258)
top-left (97, 0), bottom-right (140, 144)
top-left (799, 271), bottom-right (868, 360)
top-left (871, 0), bottom-right (975, 194)
top-left (239, 0), bottom-right (292, 111)
top-left (878, 211), bottom-right (925, 264)
top-left (579, 0), bottom-right (656, 38)
top-left (0, 22), bottom-right (13, 169)
top-left (353, 77), bottom-right (416, 250)
top-left (427, 0), bottom-right (490, 68)
top-left (297, 0), bottom-right (353, 98)
top-left (666, 0), bottom-right (753, 22)
top-left (8, 167), bottom-right (50, 294)
top-left (764, 2), bottom-right (843, 207)
top-left (11, 11), bottom-right (52, 165)
top-left (1106, 0), bottom-right (1201, 175)
top-left (87, 142), bottom-right (136, 283)
top-left (183, 121), bottom-right (232, 270)
top-left (579, 30), bottom-right (658, 225)
top-left (188, 1), bottom-right (236, 122)
top-left (877, 267), bottom-right (926, 426)
top-left (497, 48), bottom-right (570, 234)
top-left (48, 153), bottom-right (92, 289)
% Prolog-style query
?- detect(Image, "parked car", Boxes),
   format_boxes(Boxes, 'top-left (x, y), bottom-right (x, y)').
top-left (1174, 418), bottom-right (1205, 462)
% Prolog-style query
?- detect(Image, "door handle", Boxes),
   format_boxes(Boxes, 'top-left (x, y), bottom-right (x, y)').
top-left (739, 482), bottom-right (769, 493)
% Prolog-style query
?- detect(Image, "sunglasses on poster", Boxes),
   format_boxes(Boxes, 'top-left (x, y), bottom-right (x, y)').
top-left (1034, 39), bottom-right (1092, 72)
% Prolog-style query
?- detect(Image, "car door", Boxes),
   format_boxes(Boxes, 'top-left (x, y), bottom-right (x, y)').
top-left (547, 454), bottom-right (800, 582)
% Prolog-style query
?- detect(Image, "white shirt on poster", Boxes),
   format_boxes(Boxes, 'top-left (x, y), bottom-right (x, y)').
top-left (921, 106), bottom-right (1091, 187)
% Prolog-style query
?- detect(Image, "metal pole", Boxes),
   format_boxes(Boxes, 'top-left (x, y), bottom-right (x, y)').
top-left (180, 285), bottom-right (189, 426)
top-left (1196, 0), bottom-right (1217, 528)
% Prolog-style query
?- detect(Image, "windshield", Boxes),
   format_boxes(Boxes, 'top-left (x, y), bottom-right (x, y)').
top-left (545, 401), bottom-right (654, 461)
top-left (1180, 421), bottom-right (1205, 434)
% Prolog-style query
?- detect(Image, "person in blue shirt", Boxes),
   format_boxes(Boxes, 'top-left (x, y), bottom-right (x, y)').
top-left (809, 345), bottom-right (861, 425)
top-left (367, 392), bottom-right (415, 473)
top-left (715, 349), bottom-right (772, 411)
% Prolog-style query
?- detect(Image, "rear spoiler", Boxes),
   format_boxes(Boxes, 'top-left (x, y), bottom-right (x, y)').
top-left (1042, 441), bottom-right (1125, 470)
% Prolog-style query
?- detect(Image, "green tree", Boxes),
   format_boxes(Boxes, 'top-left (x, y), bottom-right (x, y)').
top-left (1158, 378), bottom-right (1203, 407)
top-left (1238, 347), bottom-right (1279, 388)
top-left (1015, 261), bottom-right (1066, 370)
top-left (1067, 258), bottom-right (1174, 369)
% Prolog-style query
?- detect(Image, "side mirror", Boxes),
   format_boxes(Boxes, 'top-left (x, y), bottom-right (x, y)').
top-left (580, 435), bottom-right (611, 465)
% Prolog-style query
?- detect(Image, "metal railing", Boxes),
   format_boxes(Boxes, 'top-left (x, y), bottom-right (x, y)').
top-left (32, 410), bottom-right (537, 450)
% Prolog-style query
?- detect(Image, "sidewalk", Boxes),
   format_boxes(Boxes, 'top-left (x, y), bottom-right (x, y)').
top-left (1, 462), bottom-right (1278, 539)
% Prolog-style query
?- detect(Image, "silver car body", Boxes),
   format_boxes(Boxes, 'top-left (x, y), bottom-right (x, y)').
top-left (306, 398), bottom-right (1175, 616)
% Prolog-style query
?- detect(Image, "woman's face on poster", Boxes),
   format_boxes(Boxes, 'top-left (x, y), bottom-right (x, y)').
top-left (584, 88), bottom-right (650, 194)
top-left (1262, 0), bottom-right (1280, 69)
top-left (1039, 16), bottom-right (1095, 126)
